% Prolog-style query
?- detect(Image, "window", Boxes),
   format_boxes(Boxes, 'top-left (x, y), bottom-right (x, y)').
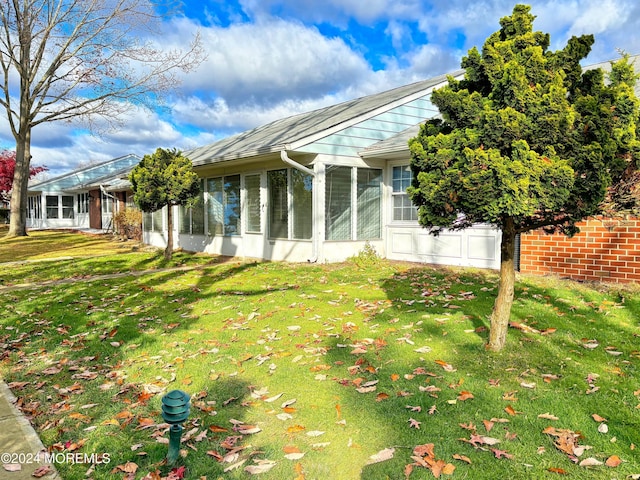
top-left (143, 209), bottom-right (164, 233)
top-left (357, 169), bottom-right (382, 239)
top-left (77, 193), bottom-right (89, 214)
top-left (206, 178), bottom-right (223, 236)
top-left (325, 166), bottom-right (352, 240)
top-left (101, 192), bottom-right (114, 215)
top-left (291, 170), bottom-right (312, 240)
top-left (62, 196), bottom-right (74, 219)
top-left (392, 165), bottom-right (418, 221)
top-left (268, 169), bottom-right (313, 240)
top-left (206, 175), bottom-right (240, 236)
top-left (28, 196), bottom-right (41, 219)
top-left (46, 196), bottom-right (59, 219)
top-left (268, 170), bottom-right (288, 238)
top-left (325, 166), bottom-right (383, 241)
top-left (178, 180), bottom-right (205, 235)
top-left (245, 174), bottom-right (261, 233)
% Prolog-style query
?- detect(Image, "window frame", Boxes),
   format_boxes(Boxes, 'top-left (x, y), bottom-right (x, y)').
top-left (390, 164), bottom-right (418, 223)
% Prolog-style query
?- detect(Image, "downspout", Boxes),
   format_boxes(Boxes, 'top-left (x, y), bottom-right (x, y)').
top-left (280, 150), bottom-right (318, 263)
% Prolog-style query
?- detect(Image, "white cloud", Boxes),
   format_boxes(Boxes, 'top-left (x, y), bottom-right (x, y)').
top-left (238, 0), bottom-right (424, 25)
top-left (165, 16), bottom-right (371, 106)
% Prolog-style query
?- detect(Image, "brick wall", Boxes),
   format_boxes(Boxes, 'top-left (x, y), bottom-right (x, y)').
top-left (519, 217), bottom-right (640, 283)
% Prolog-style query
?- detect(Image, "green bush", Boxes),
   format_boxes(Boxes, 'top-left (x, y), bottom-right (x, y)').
top-left (0, 208), bottom-right (9, 224)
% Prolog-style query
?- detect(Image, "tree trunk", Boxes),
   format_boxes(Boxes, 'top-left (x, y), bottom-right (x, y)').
top-left (165, 205), bottom-right (173, 260)
top-left (487, 217), bottom-right (517, 351)
top-left (7, 132), bottom-right (31, 237)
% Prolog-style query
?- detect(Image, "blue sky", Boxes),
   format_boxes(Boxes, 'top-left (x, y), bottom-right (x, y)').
top-left (4, 0), bottom-right (640, 177)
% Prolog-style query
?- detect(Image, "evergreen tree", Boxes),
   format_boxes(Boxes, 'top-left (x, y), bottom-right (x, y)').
top-left (129, 148), bottom-right (200, 260)
top-left (408, 4), bottom-right (640, 351)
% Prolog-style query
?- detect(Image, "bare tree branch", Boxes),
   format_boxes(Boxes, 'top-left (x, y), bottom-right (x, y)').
top-left (0, 0), bottom-right (205, 236)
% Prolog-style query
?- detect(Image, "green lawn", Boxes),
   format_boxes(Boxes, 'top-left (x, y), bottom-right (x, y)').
top-left (0, 231), bottom-right (638, 479)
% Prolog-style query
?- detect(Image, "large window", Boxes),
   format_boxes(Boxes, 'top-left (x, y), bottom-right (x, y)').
top-left (392, 165), bottom-right (418, 221)
top-left (268, 169), bottom-right (313, 240)
top-left (268, 170), bottom-right (288, 238)
top-left (357, 169), bottom-right (382, 239)
top-left (292, 170), bottom-right (312, 240)
top-left (325, 166), bottom-right (382, 241)
top-left (62, 195), bottom-right (74, 219)
top-left (45, 196), bottom-right (59, 219)
top-left (206, 175), bottom-right (240, 236)
top-left (206, 178), bottom-right (223, 236)
top-left (325, 166), bottom-right (352, 240)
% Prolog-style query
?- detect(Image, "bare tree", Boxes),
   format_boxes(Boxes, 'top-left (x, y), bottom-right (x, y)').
top-left (0, 0), bottom-right (205, 236)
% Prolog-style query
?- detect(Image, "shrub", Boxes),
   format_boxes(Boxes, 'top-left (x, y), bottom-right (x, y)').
top-left (347, 241), bottom-right (381, 268)
top-left (113, 209), bottom-right (142, 240)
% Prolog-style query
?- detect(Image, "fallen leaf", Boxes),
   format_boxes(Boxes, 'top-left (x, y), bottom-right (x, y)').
top-left (435, 359), bottom-right (457, 372)
top-left (244, 460), bottom-right (276, 474)
top-left (457, 390), bottom-right (474, 401)
top-left (547, 467), bottom-right (568, 474)
top-left (592, 414), bottom-right (607, 422)
top-left (452, 454), bottom-right (471, 464)
top-left (491, 448), bottom-right (513, 460)
top-left (367, 447), bottom-right (395, 464)
top-left (111, 462), bottom-right (138, 474)
top-left (504, 405), bottom-right (520, 416)
top-left (408, 418), bottom-right (421, 429)
top-left (597, 423), bottom-right (609, 434)
top-left (579, 457), bottom-right (603, 467)
top-left (284, 452), bottom-right (305, 460)
top-left (605, 455), bottom-right (622, 467)
top-left (32, 465), bottom-right (53, 478)
top-left (2, 464), bottom-right (21, 472)
top-left (538, 413), bottom-right (559, 421)
top-left (287, 425), bottom-right (306, 434)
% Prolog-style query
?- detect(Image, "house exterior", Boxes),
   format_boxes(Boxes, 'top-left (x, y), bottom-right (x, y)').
top-left (142, 72), bottom-right (502, 268)
top-left (26, 154), bottom-right (140, 230)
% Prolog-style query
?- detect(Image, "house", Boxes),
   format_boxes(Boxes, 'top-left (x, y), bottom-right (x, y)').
top-left (26, 154), bottom-right (140, 231)
top-left (142, 71), bottom-right (502, 268)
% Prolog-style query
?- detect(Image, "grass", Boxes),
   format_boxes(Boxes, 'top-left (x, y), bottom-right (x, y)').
top-left (0, 230), bottom-right (639, 479)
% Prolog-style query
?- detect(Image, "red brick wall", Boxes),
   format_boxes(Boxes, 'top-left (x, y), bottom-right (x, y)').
top-left (519, 217), bottom-right (640, 283)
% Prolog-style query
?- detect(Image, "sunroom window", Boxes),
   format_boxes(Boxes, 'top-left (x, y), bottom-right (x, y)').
top-left (325, 166), bottom-right (382, 240)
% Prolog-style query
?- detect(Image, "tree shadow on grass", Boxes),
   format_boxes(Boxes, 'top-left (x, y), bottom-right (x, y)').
top-left (348, 263), bottom-right (640, 479)
top-left (0, 258), bottom-right (271, 479)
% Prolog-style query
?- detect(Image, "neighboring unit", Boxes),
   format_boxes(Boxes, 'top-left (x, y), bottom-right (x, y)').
top-left (26, 154), bottom-right (140, 231)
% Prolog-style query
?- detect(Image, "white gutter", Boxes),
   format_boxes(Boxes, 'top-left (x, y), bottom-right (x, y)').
top-left (280, 150), bottom-right (319, 263)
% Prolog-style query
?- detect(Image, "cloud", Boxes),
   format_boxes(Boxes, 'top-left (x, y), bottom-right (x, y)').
top-left (238, 0), bottom-right (424, 25)
top-left (166, 16), bottom-right (371, 107)
top-left (23, 105), bottom-right (194, 176)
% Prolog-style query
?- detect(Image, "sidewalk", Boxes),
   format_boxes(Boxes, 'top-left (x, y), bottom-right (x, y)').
top-left (0, 382), bottom-right (60, 479)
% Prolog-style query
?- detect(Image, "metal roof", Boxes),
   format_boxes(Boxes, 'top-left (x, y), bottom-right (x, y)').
top-left (186, 71), bottom-right (462, 166)
top-left (28, 154), bottom-right (141, 193)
